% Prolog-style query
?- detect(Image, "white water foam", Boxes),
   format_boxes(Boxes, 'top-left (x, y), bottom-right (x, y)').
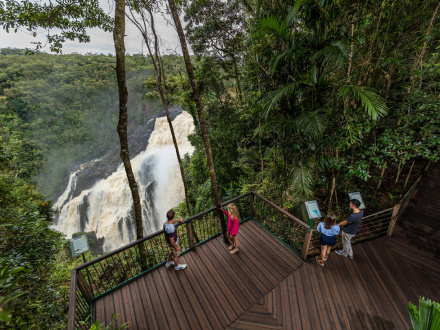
top-left (53, 112), bottom-right (195, 251)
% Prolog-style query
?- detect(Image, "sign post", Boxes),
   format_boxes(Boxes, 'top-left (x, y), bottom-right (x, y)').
top-left (305, 200), bottom-right (322, 227)
top-left (70, 234), bottom-right (90, 263)
top-left (348, 192), bottom-right (366, 209)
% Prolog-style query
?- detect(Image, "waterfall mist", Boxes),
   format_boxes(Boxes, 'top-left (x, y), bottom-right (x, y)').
top-left (53, 111), bottom-right (195, 252)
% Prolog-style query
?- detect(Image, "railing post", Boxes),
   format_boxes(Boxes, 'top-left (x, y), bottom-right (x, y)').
top-left (67, 270), bottom-right (77, 330)
top-left (301, 229), bottom-right (313, 261)
top-left (77, 271), bottom-right (93, 302)
top-left (387, 204), bottom-right (401, 237)
top-left (187, 221), bottom-right (195, 248)
top-left (250, 193), bottom-right (255, 218)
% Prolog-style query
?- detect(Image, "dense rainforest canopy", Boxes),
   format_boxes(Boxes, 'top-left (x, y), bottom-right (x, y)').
top-left (1, 0), bottom-right (439, 328)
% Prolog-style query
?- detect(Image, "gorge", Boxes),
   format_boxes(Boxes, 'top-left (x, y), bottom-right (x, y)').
top-left (52, 109), bottom-right (195, 252)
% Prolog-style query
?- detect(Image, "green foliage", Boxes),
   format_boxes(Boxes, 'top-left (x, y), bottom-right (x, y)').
top-left (408, 297), bottom-right (440, 330)
top-left (0, 264), bottom-right (27, 324)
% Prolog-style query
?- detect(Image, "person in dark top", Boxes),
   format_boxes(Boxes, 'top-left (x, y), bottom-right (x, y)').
top-left (164, 209), bottom-right (187, 270)
top-left (335, 199), bottom-right (363, 259)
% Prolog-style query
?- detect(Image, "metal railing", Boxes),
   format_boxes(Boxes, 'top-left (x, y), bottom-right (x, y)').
top-left (307, 174), bottom-right (424, 257)
top-left (252, 192), bottom-right (311, 259)
top-left (67, 192), bottom-right (271, 329)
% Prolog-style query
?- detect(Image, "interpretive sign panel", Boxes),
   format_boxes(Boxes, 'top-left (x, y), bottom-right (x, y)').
top-left (305, 200), bottom-right (322, 219)
top-left (348, 192), bottom-right (366, 209)
top-left (70, 234), bottom-right (90, 257)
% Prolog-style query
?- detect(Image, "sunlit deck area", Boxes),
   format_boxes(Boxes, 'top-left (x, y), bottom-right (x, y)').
top-left (69, 164), bottom-right (440, 329)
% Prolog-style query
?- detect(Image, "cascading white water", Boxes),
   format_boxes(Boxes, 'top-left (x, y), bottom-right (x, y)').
top-left (53, 112), bottom-right (195, 252)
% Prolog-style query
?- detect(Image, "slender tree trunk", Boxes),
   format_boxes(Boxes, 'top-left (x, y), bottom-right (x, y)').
top-left (404, 160), bottom-right (415, 189)
top-left (231, 53), bottom-right (243, 103)
top-left (168, 0), bottom-right (228, 243)
top-left (376, 162), bottom-right (387, 192)
top-left (114, 0), bottom-right (147, 268)
top-left (327, 148), bottom-right (339, 212)
top-left (395, 160), bottom-right (403, 184)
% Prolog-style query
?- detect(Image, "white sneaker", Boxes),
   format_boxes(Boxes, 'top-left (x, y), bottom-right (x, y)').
top-left (175, 264), bottom-right (187, 270)
top-left (165, 261), bottom-right (175, 268)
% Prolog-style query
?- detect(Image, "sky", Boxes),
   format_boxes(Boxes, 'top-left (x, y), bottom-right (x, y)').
top-left (0, 3), bottom-right (182, 55)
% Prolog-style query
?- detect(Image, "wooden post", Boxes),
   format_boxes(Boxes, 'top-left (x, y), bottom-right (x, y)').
top-left (250, 194), bottom-right (255, 218)
top-left (67, 270), bottom-right (77, 330)
top-left (77, 271), bottom-right (93, 302)
top-left (387, 204), bottom-right (401, 237)
top-left (301, 229), bottom-right (313, 261)
top-left (187, 222), bottom-right (195, 248)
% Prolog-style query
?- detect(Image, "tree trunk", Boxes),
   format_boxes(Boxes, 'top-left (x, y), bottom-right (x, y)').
top-left (168, 0), bottom-right (228, 243)
top-left (114, 0), bottom-right (148, 268)
top-left (142, 7), bottom-right (199, 243)
top-left (403, 160), bottom-right (415, 189)
top-left (327, 148), bottom-right (339, 213)
top-left (376, 162), bottom-right (387, 192)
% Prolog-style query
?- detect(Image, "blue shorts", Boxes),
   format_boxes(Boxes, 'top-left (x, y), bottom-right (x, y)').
top-left (320, 234), bottom-right (337, 247)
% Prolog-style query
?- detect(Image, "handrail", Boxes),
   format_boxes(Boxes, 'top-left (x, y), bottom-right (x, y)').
top-left (75, 191), bottom-right (254, 271)
top-left (252, 192), bottom-right (310, 229)
top-left (362, 207), bottom-right (395, 220)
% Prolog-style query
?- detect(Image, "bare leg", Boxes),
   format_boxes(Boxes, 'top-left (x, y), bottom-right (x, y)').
top-left (234, 236), bottom-right (238, 250)
top-left (320, 245), bottom-right (326, 261)
top-left (173, 255), bottom-right (179, 266)
top-left (168, 251), bottom-right (173, 262)
top-left (325, 245), bottom-right (331, 260)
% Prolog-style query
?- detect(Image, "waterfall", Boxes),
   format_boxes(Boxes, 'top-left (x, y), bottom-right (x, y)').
top-left (53, 112), bottom-right (195, 252)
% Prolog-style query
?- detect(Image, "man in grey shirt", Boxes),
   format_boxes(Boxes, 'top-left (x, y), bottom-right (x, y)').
top-left (335, 199), bottom-right (363, 259)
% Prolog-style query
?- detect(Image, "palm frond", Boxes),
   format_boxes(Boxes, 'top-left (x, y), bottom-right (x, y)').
top-left (263, 81), bottom-right (299, 118)
top-left (258, 16), bottom-right (290, 44)
top-left (287, 0), bottom-right (305, 23)
top-left (311, 40), bottom-right (349, 68)
top-left (338, 85), bottom-right (388, 120)
top-left (296, 110), bottom-right (328, 139)
top-left (290, 162), bottom-right (315, 220)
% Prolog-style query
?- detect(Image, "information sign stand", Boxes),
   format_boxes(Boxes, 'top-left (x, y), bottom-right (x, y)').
top-left (305, 200), bottom-right (322, 227)
top-left (70, 234), bottom-right (90, 263)
top-left (348, 192), bottom-right (366, 209)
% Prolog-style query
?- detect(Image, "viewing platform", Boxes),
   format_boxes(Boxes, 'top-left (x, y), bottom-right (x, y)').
top-left (69, 163), bottom-right (440, 329)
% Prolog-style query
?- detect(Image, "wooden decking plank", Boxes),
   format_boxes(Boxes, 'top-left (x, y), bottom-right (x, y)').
top-left (188, 249), bottom-right (244, 325)
top-left (136, 271), bottom-right (160, 330)
top-left (278, 275), bottom-right (292, 329)
top-left (293, 265), bottom-right (315, 329)
top-left (341, 246), bottom-right (387, 330)
top-left (286, 274), bottom-right (303, 329)
top-left (245, 221), bottom-right (302, 270)
top-left (155, 267), bottom-right (191, 330)
top-left (196, 239), bottom-right (252, 309)
top-left (142, 270), bottom-right (170, 329)
top-left (234, 230), bottom-right (283, 285)
top-left (170, 260), bottom-right (212, 330)
top-left (306, 264), bottom-right (336, 330)
top-left (126, 280), bottom-right (147, 329)
top-left (177, 255), bottom-right (221, 329)
top-left (94, 295), bottom-right (104, 325)
top-left (120, 284), bottom-right (137, 329)
top-left (320, 259), bottom-right (353, 330)
top-left (150, 268), bottom-right (181, 330)
top-left (212, 235), bottom-right (267, 296)
top-left (358, 243), bottom-right (408, 329)
top-left (161, 262), bottom-right (202, 329)
top-left (112, 289), bottom-right (127, 328)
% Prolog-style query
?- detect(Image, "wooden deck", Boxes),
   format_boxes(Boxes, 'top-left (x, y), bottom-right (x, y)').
top-left (93, 163), bottom-right (440, 329)
top-left (93, 220), bottom-right (303, 329)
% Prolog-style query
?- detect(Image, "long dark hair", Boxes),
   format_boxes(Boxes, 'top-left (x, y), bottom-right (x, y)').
top-left (324, 213), bottom-right (337, 229)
